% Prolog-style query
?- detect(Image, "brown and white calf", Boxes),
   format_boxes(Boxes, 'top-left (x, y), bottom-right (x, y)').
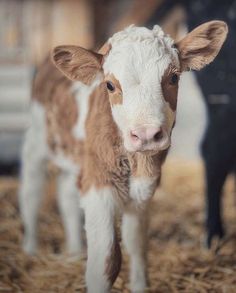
top-left (19, 21), bottom-right (227, 292)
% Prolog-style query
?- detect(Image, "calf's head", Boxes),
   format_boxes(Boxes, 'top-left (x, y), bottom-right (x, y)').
top-left (52, 21), bottom-right (228, 153)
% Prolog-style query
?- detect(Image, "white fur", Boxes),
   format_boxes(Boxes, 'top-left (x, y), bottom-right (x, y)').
top-left (103, 25), bottom-right (179, 152)
top-left (50, 151), bottom-right (79, 174)
top-left (122, 210), bottom-right (148, 292)
top-left (19, 101), bottom-right (48, 254)
top-left (129, 176), bottom-right (157, 204)
top-left (81, 187), bottom-right (117, 293)
top-left (57, 171), bottom-right (83, 256)
top-left (72, 75), bottom-right (102, 140)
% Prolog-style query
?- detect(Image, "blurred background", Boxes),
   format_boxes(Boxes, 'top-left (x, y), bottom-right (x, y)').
top-left (0, 0), bottom-right (208, 174)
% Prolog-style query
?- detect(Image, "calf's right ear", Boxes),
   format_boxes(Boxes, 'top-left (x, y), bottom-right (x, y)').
top-left (52, 45), bottom-right (103, 85)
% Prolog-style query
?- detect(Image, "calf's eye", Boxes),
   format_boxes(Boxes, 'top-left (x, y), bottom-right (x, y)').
top-left (106, 81), bottom-right (115, 92)
top-left (170, 73), bottom-right (178, 85)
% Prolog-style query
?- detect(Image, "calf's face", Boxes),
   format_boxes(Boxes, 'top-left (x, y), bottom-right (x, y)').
top-left (52, 21), bottom-right (228, 154)
top-left (103, 26), bottom-right (179, 153)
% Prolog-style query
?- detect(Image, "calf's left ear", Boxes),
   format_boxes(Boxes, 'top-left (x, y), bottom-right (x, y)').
top-left (176, 20), bottom-right (228, 71)
top-left (52, 45), bottom-right (103, 85)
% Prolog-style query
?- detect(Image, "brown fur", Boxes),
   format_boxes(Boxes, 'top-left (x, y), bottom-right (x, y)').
top-left (176, 21), bottom-right (228, 71)
top-left (161, 65), bottom-right (179, 111)
top-left (78, 82), bottom-right (131, 203)
top-left (105, 74), bottom-right (123, 106)
top-left (32, 44), bottom-right (112, 164)
top-left (33, 58), bottom-right (84, 164)
top-left (105, 233), bottom-right (122, 285)
top-left (32, 57), bottom-right (72, 105)
top-left (52, 45), bottom-right (103, 85)
top-left (98, 43), bottom-right (112, 58)
top-left (128, 151), bottom-right (167, 178)
top-left (109, 92), bottom-right (123, 106)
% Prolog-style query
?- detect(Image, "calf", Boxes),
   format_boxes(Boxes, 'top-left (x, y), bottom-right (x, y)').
top-left (19, 21), bottom-right (227, 292)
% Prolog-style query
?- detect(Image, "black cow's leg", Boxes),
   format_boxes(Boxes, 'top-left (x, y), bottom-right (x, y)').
top-left (204, 161), bottom-right (228, 248)
top-left (233, 171), bottom-right (236, 206)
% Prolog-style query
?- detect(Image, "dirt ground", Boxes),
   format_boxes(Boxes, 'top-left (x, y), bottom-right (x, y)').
top-left (0, 160), bottom-right (235, 293)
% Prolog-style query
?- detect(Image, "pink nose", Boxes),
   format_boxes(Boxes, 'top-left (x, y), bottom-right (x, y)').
top-left (129, 126), bottom-right (170, 151)
top-left (130, 126), bottom-right (163, 143)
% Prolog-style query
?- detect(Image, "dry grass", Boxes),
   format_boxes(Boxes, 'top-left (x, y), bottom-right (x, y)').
top-left (0, 159), bottom-right (235, 292)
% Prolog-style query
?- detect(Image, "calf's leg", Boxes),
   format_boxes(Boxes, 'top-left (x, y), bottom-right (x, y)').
top-left (19, 102), bottom-right (48, 254)
top-left (122, 208), bottom-right (148, 293)
top-left (57, 171), bottom-right (84, 256)
top-left (81, 187), bottom-right (121, 293)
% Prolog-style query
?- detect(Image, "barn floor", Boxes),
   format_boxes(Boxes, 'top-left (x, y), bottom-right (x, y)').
top-left (0, 160), bottom-right (235, 293)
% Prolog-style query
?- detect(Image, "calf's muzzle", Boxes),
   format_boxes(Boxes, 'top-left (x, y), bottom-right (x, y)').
top-left (130, 126), bottom-right (170, 152)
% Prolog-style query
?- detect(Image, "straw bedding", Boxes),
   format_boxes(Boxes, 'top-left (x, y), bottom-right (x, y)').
top-left (0, 160), bottom-right (235, 292)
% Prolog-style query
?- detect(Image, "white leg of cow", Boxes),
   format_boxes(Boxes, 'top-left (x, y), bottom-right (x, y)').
top-left (19, 146), bottom-right (46, 255)
top-left (57, 171), bottom-right (83, 256)
top-left (19, 102), bottom-right (48, 255)
top-left (81, 187), bottom-right (121, 293)
top-left (122, 208), bottom-right (149, 293)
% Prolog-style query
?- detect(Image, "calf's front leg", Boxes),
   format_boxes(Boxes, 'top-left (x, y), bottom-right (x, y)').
top-left (122, 208), bottom-right (149, 293)
top-left (123, 176), bottom-right (156, 292)
top-left (81, 186), bottom-right (121, 293)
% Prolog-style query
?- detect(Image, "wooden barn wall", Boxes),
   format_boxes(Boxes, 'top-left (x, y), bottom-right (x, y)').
top-left (0, 0), bottom-right (94, 65)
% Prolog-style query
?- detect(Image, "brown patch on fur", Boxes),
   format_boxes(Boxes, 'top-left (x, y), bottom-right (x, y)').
top-left (33, 57), bottom-right (84, 164)
top-left (32, 57), bottom-right (72, 104)
top-left (129, 149), bottom-right (169, 186)
top-left (161, 65), bottom-right (179, 111)
top-left (176, 21), bottom-right (228, 71)
top-left (105, 74), bottom-right (123, 106)
top-left (77, 172), bottom-right (83, 190)
top-left (79, 82), bottom-right (130, 203)
top-left (105, 232), bottom-right (122, 285)
top-left (109, 92), bottom-right (123, 106)
top-left (46, 101), bottom-right (84, 165)
top-left (52, 45), bottom-right (103, 85)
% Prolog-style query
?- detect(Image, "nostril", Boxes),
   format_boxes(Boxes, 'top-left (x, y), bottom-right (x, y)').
top-left (153, 130), bottom-right (163, 142)
top-left (130, 131), bottom-right (139, 141)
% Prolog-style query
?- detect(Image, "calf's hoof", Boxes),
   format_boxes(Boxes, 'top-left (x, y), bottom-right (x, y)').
top-left (23, 236), bottom-right (37, 255)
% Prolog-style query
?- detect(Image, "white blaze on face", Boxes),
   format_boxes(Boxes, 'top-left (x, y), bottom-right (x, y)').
top-left (103, 25), bottom-right (179, 152)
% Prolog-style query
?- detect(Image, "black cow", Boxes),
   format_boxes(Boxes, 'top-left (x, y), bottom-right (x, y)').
top-left (185, 0), bottom-right (236, 248)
